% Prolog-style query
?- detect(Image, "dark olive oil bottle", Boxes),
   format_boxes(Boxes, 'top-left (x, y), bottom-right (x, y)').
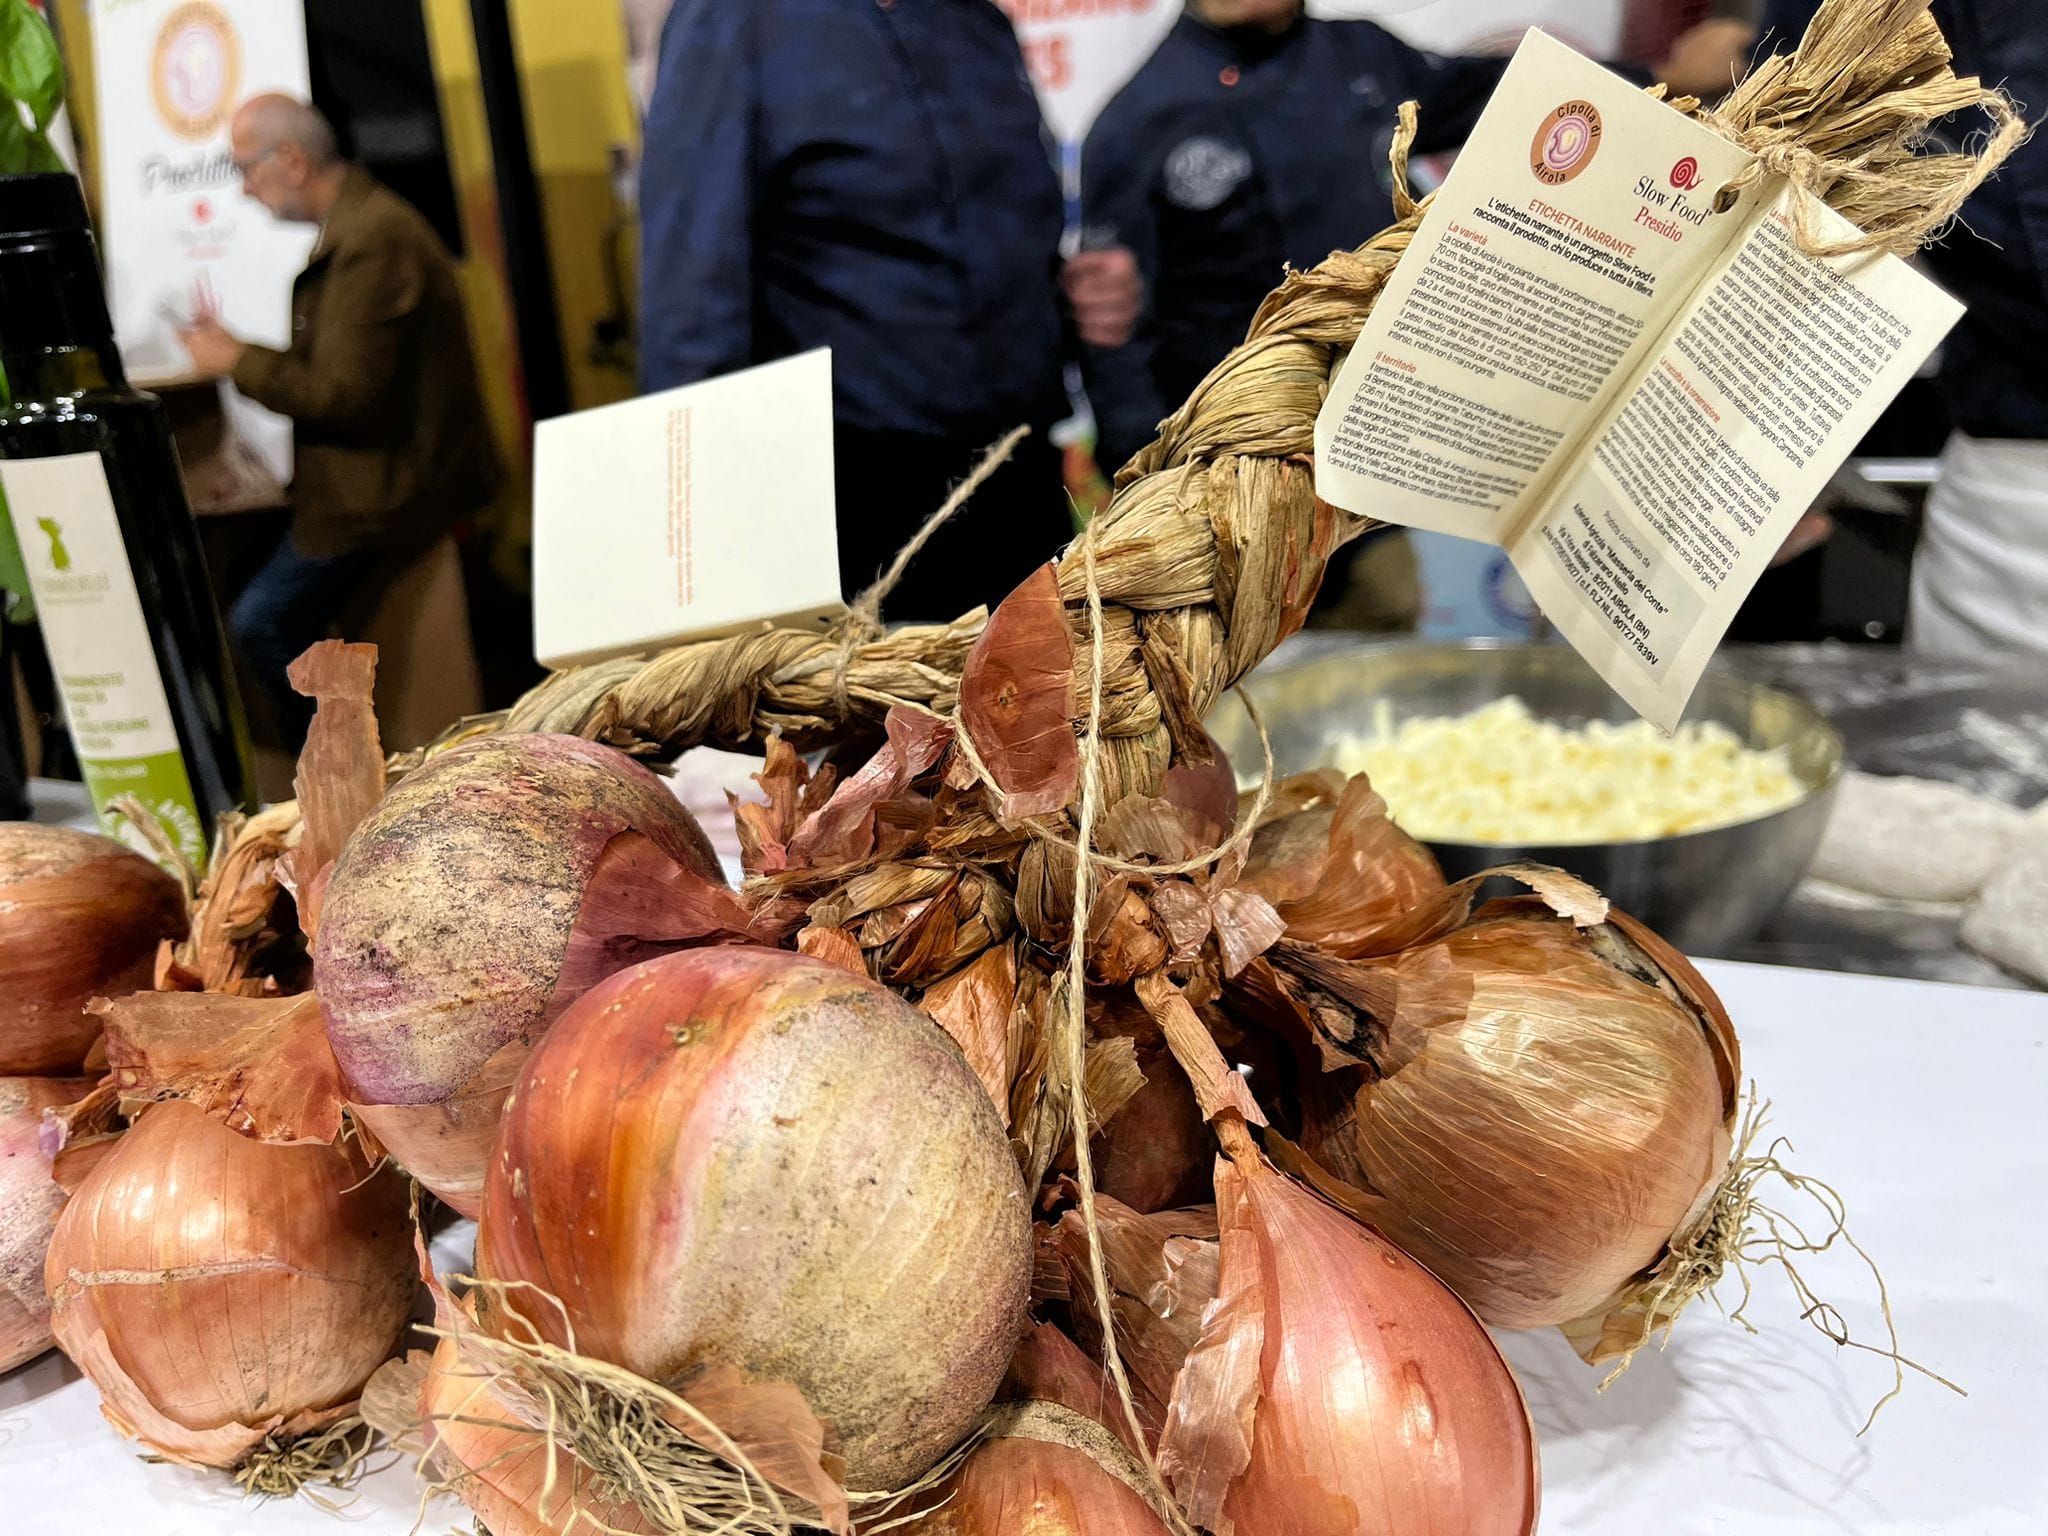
top-left (0, 173), bottom-right (253, 864)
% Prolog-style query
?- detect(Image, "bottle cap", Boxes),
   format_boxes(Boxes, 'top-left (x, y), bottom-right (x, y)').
top-left (0, 173), bottom-right (91, 242)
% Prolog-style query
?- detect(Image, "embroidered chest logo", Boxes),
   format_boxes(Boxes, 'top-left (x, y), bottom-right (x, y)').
top-left (1164, 137), bottom-right (1254, 212)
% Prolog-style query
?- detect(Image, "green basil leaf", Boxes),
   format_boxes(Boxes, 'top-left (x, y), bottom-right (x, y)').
top-left (0, 0), bottom-right (65, 130)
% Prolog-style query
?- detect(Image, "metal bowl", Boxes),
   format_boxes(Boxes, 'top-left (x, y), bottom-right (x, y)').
top-left (1205, 638), bottom-right (1844, 953)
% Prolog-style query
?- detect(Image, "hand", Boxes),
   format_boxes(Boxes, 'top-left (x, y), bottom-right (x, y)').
top-left (178, 317), bottom-right (245, 378)
top-left (1655, 17), bottom-right (1757, 101)
top-left (1769, 507), bottom-right (1834, 567)
top-left (1063, 247), bottom-right (1142, 350)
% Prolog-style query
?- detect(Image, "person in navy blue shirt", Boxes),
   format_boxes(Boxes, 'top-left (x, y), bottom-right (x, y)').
top-left (1078, 0), bottom-right (1512, 477)
top-left (640, 0), bottom-right (1091, 621)
top-left (1746, 0), bottom-right (2048, 657)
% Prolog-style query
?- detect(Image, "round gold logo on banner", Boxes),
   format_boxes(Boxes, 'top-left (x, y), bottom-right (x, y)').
top-left (151, 3), bottom-right (242, 142)
top-left (1529, 100), bottom-right (1603, 186)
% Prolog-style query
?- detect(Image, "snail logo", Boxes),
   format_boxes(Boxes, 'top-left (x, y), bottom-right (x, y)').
top-left (36, 517), bottom-right (71, 572)
top-left (1529, 100), bottom-right (1602, 186)
top-left (1671, 156), bottom-right (1702, 190)
top-left (151, 3), bottom-right (241, 143)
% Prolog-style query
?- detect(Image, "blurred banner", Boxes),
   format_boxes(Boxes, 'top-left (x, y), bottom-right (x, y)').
top-left (999, 2), bottom-right (1630, 153)
top-left (995, 0), bottom-right (1179, 149)
top-left (87, 0), bottom-right (314, 479)
top-left (1308, 0), bottom-right (1622, 57)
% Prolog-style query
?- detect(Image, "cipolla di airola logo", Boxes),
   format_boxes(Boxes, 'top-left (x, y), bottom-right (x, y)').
top-left (1530, 99), bottom-right (1603, 186)
top-left (151, 2), bottom-right (242, 142)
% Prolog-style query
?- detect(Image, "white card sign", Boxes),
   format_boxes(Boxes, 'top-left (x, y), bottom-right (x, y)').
top-left (532, 349), bottom-right (845, 669)
top-left (88, 0), bottom-right (316, 478)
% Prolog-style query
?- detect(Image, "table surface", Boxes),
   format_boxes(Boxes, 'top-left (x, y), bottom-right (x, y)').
top-left (2, 959), bottom-right (2042, 1533)
top-left (1718, 646), bottom-right (2048, 991)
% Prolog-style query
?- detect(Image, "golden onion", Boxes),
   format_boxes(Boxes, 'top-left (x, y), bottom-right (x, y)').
top-left (44, 1100), bottom-right (413, 1467)
top-left (1, 1075), bottom-right (93, 1371)
top-left (0, 824), bottom-right (187, 1074)
top-left (477, 946), bottom-right (1033, 1492)
top-left (1299, 901), bottom-right (1738, 1331)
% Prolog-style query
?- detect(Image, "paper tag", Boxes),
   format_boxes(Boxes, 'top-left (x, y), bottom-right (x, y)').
top-left (532, 350), bottom-right (844, 669)
top-left (1314, 29), bottom-right (1963, 730)
top-left (1517, 188), bottom-right (1960, 726)
top-left (1317, 31), bottom-right (1753, 548)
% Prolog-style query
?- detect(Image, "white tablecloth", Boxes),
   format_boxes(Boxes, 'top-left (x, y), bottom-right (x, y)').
top-left (3, 960), bottom-right (2043, 1533)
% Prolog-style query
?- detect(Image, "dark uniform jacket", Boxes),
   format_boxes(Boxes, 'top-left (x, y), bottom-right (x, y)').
top-left (232, 167), bottom-right (501, 558)
top-left (638, 0), bottom-right (1070, 442)
top-left (1079, 14), bottom-right (1507, 471)
top-left (1764, 0), bottom-right (2048, 441)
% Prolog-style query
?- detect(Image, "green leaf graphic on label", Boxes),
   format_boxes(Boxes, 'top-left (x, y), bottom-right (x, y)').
top-left (36, 516), bottom-right (70, 571)
top-left (81, 752), bottom-right (207, 871)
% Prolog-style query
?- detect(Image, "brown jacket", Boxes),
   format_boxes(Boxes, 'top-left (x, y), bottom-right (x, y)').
top-left (233, 168), bottom-right (501, 558)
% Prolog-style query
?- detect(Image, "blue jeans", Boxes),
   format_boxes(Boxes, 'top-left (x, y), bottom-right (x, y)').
top-left (229, 536), bottom-right (378, 748)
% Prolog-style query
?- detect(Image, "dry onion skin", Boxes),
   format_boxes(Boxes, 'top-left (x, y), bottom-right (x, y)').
top-left (0, 824), bottom-right (188, 1074)
top-left (1087, 994), bottom-right (1214, 1214)
top-left (313, 733), bottom-right (742, 1214)
top-left (43, 1100), bottom-right (413, 1467)
top-left (418, 1318), bottom-right (659, 1536)
top-left (1239, 773), bottom-right (1446, 958)
top-left (1, 1076), bottom-right (94, 1371)
top-left (1303, 900), bottom-right (1739, 1332)
top-left (902, 1424), bottom-right (1169, 1536)
top-left (477, 946), bottom-right (1033, 1491)
top-left (901, 1326), bottom-right (1168, 1535)
top-left (1160, 1149), bottom-right (1540, 1536)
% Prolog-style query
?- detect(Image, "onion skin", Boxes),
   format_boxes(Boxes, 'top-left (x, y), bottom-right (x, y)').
top-left (420, 1324), bottom-right (658, 1536)
top-left (313, 733), bottom-right (729, 1213)
top-left (478, 946), bottom-right (1033, 1491)
top-left (1160, 734), bottom-right (1238, 846)
top-left (904, 1437), bottom-right (1170, 1536)
top-left (1092, 1060), bottom-right (1212, 1213)
top-left (1089, 997), bottom-right (1212, 1213)
top-left (44, 1100), bottom-right (413, 1466)
top-left (1305, 904), bottom-right (1733, 1329)
top-left (2, 1076), bottom-right (93, 1372)
top-left (0, 825), bottom-right (188, 1074)
top-left (903, 1326), bottom-right (1168, 1536)
top-left (1239, 774), bottom-right (1446, 958)
top-left (1053, 1198), bottom-right (1220, 1441)
top-left (1003, 1323), bottom-right (1132, 1451)
top-left (1200, 1159), bottom-right (1540, 1536)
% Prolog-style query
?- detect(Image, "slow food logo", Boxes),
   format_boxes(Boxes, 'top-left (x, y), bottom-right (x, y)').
top-left (1529, 100), bottom-right (1602, 186)
top-left (151, 2), bottom-right (241, 142)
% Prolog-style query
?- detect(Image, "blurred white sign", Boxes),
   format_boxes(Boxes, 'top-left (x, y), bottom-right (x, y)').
top-left (997, 0), bottom-right (1181, 147)
top-left (1308, 0), bottom-right (1622, 57)
top-left (88, 0), bottom-right (315, 478)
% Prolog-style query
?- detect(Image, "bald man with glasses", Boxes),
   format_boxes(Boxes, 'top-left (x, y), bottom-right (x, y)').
top-left (179, 95), bottom-right (500, 746)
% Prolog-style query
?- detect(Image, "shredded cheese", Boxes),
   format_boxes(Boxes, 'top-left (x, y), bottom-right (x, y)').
top-left (1331, 697), bottom-right (1807, 844)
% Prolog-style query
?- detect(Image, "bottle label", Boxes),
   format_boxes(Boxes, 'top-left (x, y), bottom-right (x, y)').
top-left (0, 451), bottom-right (207, 870)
